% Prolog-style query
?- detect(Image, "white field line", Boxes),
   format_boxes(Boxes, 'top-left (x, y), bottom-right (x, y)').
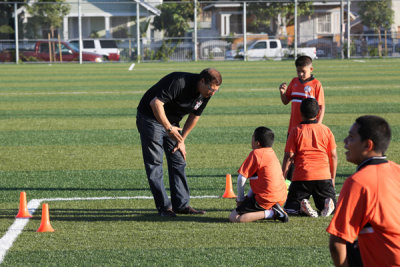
top-left (0, 195), bottom-right (219, 264)
top-left (0, 90), bottom-right (146, 96)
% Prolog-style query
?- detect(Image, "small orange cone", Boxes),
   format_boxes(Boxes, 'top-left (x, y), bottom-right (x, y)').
top-left (37, 203), bottom-right (54, 232)
top-left (16, 192), bottom-right (32, 218)
top-left (222, 174), bottom-right (237, 198)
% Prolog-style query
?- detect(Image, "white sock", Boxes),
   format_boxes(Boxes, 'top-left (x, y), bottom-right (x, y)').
top-left (264, 209), bottom-right (274, 219)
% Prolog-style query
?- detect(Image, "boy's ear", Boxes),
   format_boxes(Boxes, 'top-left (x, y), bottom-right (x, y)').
top-left (365, 139), bottom-right (375, 152)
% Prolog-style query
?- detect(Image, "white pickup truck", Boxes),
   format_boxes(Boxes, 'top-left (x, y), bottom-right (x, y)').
top-left (226, 39), bottom-right (317, 60)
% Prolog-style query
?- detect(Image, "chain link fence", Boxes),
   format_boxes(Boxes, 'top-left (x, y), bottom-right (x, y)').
top-left (1, 0), bottom-right (399, 63)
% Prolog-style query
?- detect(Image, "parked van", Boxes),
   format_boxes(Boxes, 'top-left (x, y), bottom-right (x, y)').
top-left (69, 39), bottom-right (120, 61)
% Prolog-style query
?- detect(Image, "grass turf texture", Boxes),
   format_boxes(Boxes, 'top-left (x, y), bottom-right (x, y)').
top-left (1, 59), bottom-right (400, 266)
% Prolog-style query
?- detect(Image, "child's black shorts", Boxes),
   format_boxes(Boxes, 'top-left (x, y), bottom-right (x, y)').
top-left (236, 195), bottom-right (265, 214)
top-left (284, 179), bottom-right (336, 214)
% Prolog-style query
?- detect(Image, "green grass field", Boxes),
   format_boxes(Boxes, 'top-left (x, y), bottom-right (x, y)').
top-left (1, 59), bottom-right (400, 266)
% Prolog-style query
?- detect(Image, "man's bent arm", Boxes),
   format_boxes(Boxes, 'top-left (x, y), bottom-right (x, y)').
top-left (181, 113), bottom-right (200, 140)
top-left (329, 235), bottom-right (349, 267)
top-left (172, 113), bottom-right (200, 160)
top-left (149, 97), bottom-right (183, 142)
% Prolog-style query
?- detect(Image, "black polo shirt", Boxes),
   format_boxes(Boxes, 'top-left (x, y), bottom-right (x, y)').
top-left (137, 72), bottom-right (210, 125)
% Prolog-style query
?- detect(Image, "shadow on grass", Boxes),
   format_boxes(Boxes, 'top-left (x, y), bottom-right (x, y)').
top-left (39, 208), bottom-right (231, 223)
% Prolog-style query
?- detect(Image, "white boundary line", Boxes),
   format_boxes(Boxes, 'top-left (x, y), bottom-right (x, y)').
top-left (0, 195), bottom-right (219, 264)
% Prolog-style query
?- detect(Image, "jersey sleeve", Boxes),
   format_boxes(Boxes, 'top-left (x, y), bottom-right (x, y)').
top-left (237, 151), bottom-right (258, 179)
top-left (284, 128), bottom-right (297, 153)
top-left (326, 178), bottom-right (370, 242)
top-left (327, 129), bottom-right (337, 151)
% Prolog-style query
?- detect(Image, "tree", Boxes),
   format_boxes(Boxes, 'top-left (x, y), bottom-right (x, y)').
top-left (359, 0), bottom-right (394, 57)
top-left (26, 0), bottom-right (70, 39)
top-left (0, 0), bottom-right (25, 40)
top-left (247, 1), bottom-right (314, 38)
top-left (151, 0), bottom-right (195, 60)
top-left (152, 0), bottom-right (194, 38)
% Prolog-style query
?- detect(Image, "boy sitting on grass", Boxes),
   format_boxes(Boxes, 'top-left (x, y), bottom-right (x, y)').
top-left (229, 127), bottom-right (288, 223)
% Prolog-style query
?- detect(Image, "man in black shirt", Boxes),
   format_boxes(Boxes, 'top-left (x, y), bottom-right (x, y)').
top-left (136, 68), bottom-right (222, 217)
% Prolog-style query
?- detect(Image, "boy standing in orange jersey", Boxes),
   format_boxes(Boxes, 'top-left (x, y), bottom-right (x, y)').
top-left (279, 55), bottom-right (325, 134)
top-left (327, 116), bottom-right (400, 267)
top-left (229, 127), bottom-right (288, 223)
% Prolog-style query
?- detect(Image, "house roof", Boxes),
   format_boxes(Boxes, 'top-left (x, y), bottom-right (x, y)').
top-left (23, 0), bottom-right (161, 17)
top-left (134, 0), bottom-right (161, 16)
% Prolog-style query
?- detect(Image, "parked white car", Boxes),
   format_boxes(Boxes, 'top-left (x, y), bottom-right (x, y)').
top-left (226, 39), bottom-right (317, 60)
top-left (69, 39), bottom-right (120, 61)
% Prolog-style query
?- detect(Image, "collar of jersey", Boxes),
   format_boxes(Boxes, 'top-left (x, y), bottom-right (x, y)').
top-left (300, 119), bottom-right (318, 124)
top-left (356, 156), bottom-right (388, 172)
top-left (299, 75), bottom-right (315, 84)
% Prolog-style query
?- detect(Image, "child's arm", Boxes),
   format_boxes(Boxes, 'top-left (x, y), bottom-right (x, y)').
top-left (279, 83), bottom-right (290, 105)
top-left (236, 174), bottom-right (247, 204)
top-left (282, 152), bottom-right (294, 178)
top-left (318, 104), bottom-right (325, 123)
top-left (329, 148), bottom-right (338, 186)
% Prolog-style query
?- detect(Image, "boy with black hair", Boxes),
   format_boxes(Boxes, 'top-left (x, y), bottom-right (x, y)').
top-left (229, 127), bottom-right (288, 223)
top-left (327, 115), bottom-right (400, 266)
top-left (279, 55), bottom-right (325, 134)
top-left (282, 98), bottom-right (337, 217)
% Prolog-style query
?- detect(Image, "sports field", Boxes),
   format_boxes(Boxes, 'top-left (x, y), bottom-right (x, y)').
top-left (0, 59), bottom-right (399, 266)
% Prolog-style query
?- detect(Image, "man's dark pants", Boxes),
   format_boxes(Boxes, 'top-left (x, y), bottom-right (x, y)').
top-left (136, 112), bottom-right (190, 212)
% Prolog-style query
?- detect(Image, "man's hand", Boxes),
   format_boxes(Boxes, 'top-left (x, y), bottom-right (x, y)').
top-left (172, 140), bottom-right (186, 160)
top-left (168, 126), bottom-right (183, 143)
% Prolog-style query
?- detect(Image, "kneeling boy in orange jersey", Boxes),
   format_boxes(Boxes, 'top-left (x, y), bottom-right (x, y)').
top-left (229, 127), bottom-right (288, 223)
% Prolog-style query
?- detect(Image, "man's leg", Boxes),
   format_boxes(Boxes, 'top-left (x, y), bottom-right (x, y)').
top-left (164, 135), bottom-right (190, 211)
top-left (136, 113), bottom-right (171, 212)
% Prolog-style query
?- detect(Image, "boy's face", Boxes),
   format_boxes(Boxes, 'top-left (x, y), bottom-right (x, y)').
top-left (296, 65), bottom-right (313, 81)
top-left (344, 123), bottom-right (368, 165)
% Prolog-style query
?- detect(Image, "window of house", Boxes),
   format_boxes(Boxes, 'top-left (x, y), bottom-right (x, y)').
top-left (317, 13), bottom-right (331, 33)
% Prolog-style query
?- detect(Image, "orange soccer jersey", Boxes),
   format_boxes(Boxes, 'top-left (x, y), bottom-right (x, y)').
top-left (327, 159), bottom-right (400, 267)
top-left (285, 77), bottom-right (324, 133)
top-left (237, 147), bottom-right (287, 210)
top-left (285, 121), bottom-right (336, 181)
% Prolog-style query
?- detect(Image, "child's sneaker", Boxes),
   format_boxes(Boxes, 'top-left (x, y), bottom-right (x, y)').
top-left (272, 203), bottom-right (289, 223)
top-left (300, 199), bottom-right (318, 217)
top-left (321, 198), bottom-right (335, 217)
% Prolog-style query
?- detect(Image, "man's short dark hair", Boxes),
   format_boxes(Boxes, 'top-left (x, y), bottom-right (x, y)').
top-left (295, 56), bottom-right (312, 67)
top-left (200, 68), bottom-right (222, 86)
top-left (355, 115), bottom-right (391, 154)
top-left (300, 98), bottom-right (319, 120)
top-left (254, 127), bottom-right (274, 147)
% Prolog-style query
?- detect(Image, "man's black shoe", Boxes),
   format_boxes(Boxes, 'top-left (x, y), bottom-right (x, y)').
top-left (174, 206), bottom-right (206, 215)
top-left (272, 203), bottom-right (289, 223)
top-left (159, 208), bottom-right (176, 217)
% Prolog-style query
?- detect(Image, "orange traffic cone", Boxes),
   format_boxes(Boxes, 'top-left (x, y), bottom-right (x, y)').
top-left (222, 174), bottom-right (237, 198)
top-left (16, 192), bottom-right (32, 218)
top-left (37, 203), bottom-right (54, 232)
